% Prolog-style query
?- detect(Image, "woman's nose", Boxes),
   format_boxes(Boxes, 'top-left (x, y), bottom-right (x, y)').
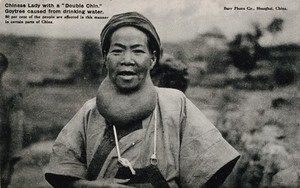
top-left (121, 51), bottom-right (134, 65)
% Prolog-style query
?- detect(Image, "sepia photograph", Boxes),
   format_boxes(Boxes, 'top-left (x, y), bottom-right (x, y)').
top-left (0, 0), bottom-right (299, 187)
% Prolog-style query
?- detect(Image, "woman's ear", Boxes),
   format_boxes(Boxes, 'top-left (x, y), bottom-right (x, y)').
top-left (150, 51), bottom-right (157, 69)
top-left (103, 54), bottom-right (108, 68)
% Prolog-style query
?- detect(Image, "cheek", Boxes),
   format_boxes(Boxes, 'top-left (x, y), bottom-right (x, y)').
top-left (139, 58), bottom-right (153, 69)
top-left (105, 58), bottom-right (117, 71)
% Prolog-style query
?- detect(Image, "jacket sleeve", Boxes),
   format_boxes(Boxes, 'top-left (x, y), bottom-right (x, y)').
top-left (45, 104), bottom-right (88, 184)
top-left (180, 98), bottom-right (240, 187)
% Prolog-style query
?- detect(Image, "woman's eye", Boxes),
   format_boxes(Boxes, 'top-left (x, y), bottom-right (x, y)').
top-left (110, 50), bottom-right (123, 55)
top-left (111, 48), bottom-right (123, 52)
top-left (133, 50), bottom-right (145, 54)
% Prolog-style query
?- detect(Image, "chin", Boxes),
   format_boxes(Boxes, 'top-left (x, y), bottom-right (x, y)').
top-left (115, 83), bottom-right (139, 93)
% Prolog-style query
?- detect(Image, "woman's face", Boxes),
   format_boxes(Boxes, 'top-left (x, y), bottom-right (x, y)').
top-left (105, 26), bottom-right (156, 92)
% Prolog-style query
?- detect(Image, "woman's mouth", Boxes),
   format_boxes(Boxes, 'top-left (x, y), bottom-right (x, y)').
top-left (117, 71), bottom-right (137, 80)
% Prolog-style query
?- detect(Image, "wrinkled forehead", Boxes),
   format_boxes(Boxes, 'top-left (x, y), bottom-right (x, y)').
top-left (109, 26), bottom-right (149, 46)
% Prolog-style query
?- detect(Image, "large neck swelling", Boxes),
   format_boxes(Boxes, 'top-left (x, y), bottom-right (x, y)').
top-left (96, 77), bottom-right (157, 126)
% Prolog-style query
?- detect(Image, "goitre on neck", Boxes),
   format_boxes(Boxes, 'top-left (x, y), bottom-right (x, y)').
top-left (96, 76), bottom-right (157, 127)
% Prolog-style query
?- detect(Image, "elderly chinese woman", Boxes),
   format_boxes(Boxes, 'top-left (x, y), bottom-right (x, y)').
top-left (45, 12), bottom-right (240, 188)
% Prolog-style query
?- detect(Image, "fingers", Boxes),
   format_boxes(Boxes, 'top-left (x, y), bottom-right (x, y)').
top-left (90, 178), bottom-right (133, 188)
top-left (113, 178), bottom-right (130, 184)
top-left (111, 184), bottom-right (134, 188)
top-left (112, 178), bottom-right (135, 188)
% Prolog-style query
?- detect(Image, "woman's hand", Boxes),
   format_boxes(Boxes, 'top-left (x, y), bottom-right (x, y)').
top-left (72, 178), bottom-right (134, 188)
